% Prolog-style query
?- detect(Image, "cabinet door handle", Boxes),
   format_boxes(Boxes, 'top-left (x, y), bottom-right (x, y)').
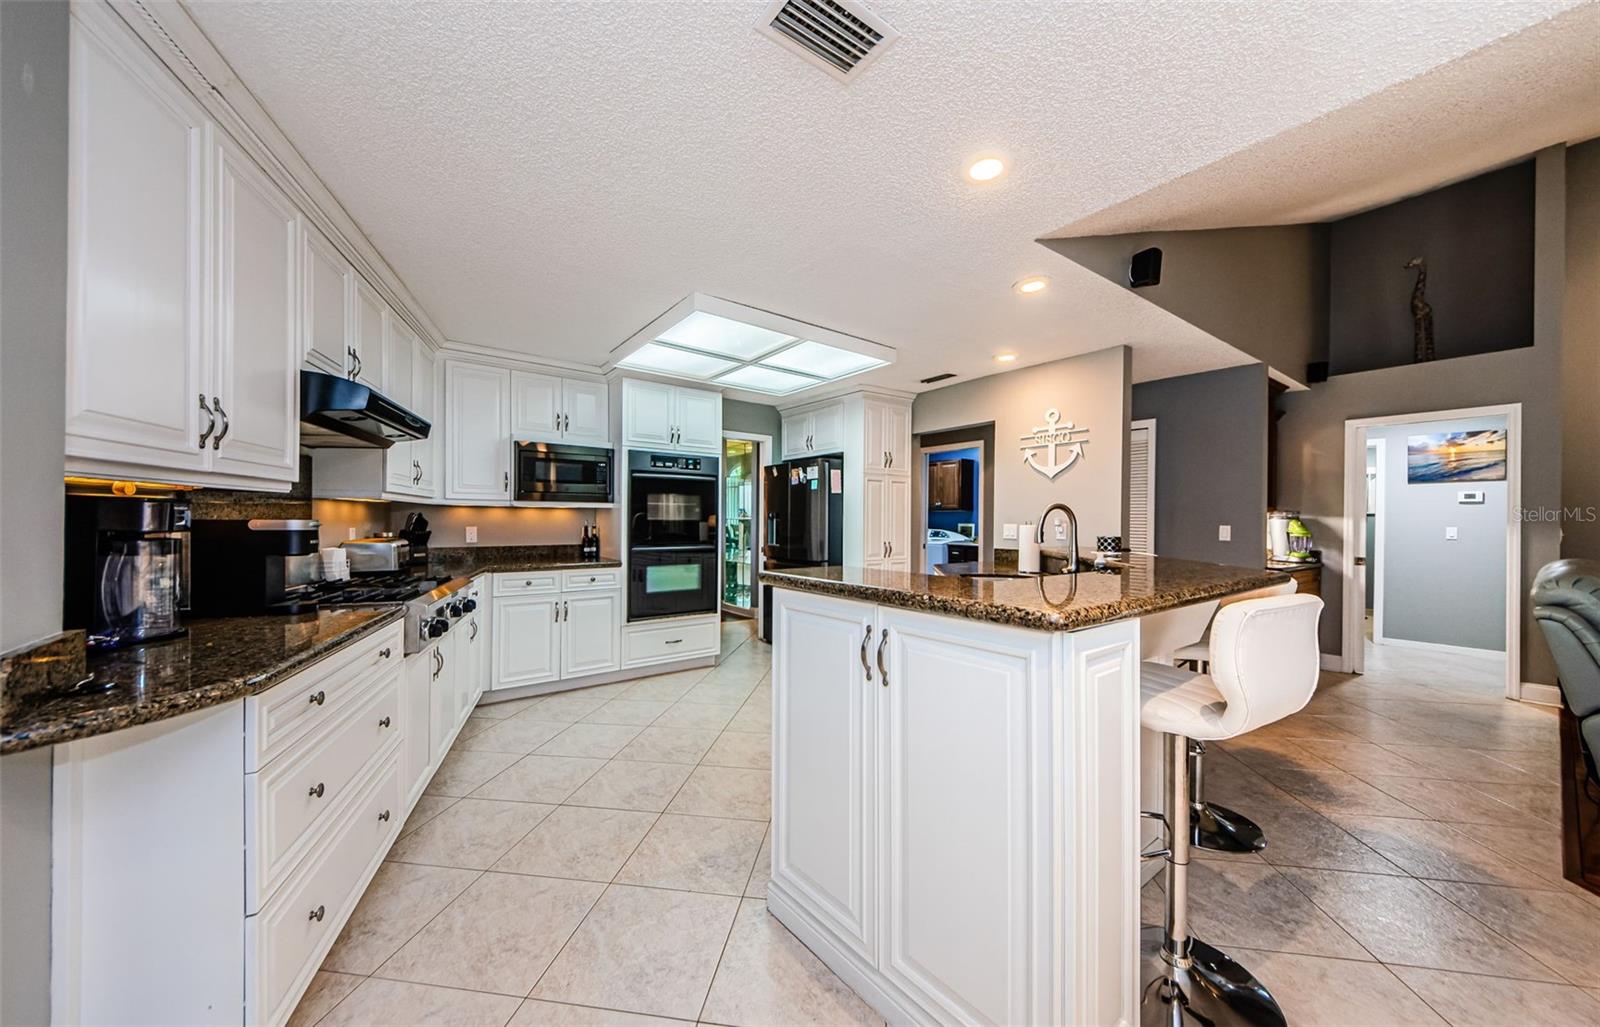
top-left (876, 628), bottom-right (889, 688)
top-left (352, 350), bottom-right (362, 380)
top-left (212, 397), bottom-right (228, 449)
top-left (860, 624), bottom-right (873, 683)
top-left (378, 715), bottom-right (391, 728)
top-left (308, 690), bottom-right (326, 706)
top-left (378, 809), bottom-right (391, 822)
top-left (887, 541), bottom-right (893, 558)
top-left (552, 603), bottom-right (558, 622)
top-left (563, 600), bottom-right (569, 622)
top-left (504, 470), bottom-right (510, 492)
top-left (379, 647), bottom-right (392, 659)
top-left (198, 394), bottom-right (216, 449)
top-left (308, 905), bottom-right (325, 922)
top-left (308, 782), bottom-right (325, 798)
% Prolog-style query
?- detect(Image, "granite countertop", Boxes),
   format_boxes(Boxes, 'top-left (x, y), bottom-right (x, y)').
top-left (428, 545), bottom-right (621, 577)
top-left (0, 607), bottom-right (404, 755)
top-left (760, 552), bottom-right (1289, 632)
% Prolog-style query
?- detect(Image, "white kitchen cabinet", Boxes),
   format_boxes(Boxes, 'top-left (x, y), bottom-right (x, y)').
top-left (782, 401), bottom-right (846, 459)
top-left (384, 320), bottom-right (421, 493)
top-left (302, 220), bottom-right (353, 379)
top-left (561, 592), bottom-right (621, 678)
top-left (429, 629), bottom-right (460, 768)
top-left (865, 398), bottom-right (911, 474)
top-left (780, 413), bottom-right (809, 460)
top-left (862, 473), bottom-right (911, 567)
top-left (513, 371), bottom-right (611, 444)
top-left (622, 378), bottom-right (720, 453)
top-left (461, 578), bottom-right (490, 716)
top-left (445, 361), bottom-right (512, 502)
top-left (351, 277), bottom-right (387, 392)
top-left (402, 646), bottom-right (435, 808)
top-left (412, 343), bottom-right (440, 497)
top-left (493, 595), bottom-right (562, 689)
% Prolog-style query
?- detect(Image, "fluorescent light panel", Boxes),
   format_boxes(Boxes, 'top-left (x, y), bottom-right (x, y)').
top-left (714, 364), bottom-right (819, 395)
top-left (616, 342), bottom-right (737, 379)
top-left (656, 311), bottom-right (796, 359)
top-left (762, 339), bottom-right (886, 378)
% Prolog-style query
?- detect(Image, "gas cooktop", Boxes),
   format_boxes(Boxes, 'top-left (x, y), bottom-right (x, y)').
top-left (299, 572), bottom-right (444, 607)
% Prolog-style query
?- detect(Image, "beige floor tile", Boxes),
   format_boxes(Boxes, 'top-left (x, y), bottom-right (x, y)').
top-left (1376, 743), bottom-right (1542, 784)
top-left (701, 900), bottom-right (881, 1027)
top-left (460, 717), bottom-right (570, 755)
top-left (1423, 880), bottom-right (1600, 987)
top-left (1243, 803), bottom-right (1403, 875)
top-left (530, 694), bottom-right (611, 723)
top-left (390, 798), bottom-right (556, 871)
top-left (426, 749), bottom-right (525, 798)
top-left (507, 999), bottom-right (687, 1026)
top-left (471, 755), bottom-right (608, 804)
top-left (535, 722), bottom-right (645, 760)
top-left (581, 699), bottom-right (672, 726)
top-left (1181, 860), bottom-right (1370, 960)
top-left (377, 872), bottom-right (603, 996)
top-left (1469, 780), bottom-right (1562, 825)
top-left (1475, 747), bottom-right (1558, 778)
top-left (287, 970), bottom-right (364, 1027)
top-left (458, 714), bottom-right (501, 741)
top-left (682, 678), bottom-right (759, 706)
top-left (317, 976), bottom-right (521, 1027)
top-left (565, 760), bottom-right (694, 813)
top-left (494, 805), bottom-right (658, 882)
top-left (745, 829), bottom-right (771, 899)
top-left (1280, 868), bottom-right (1560, 981)
top-left (651, 702), bottom-right (738, 732)
top-left (701, 730), bottom-right (771, 771)
top-left (1363, 775), bottom-right (1545, 828)
top-left (614, 726), bottom-right (720, 765)
top-left (1452, 818), bottom-right (1569, 885)
top-left (616, 814), bottom-right (766, 895)
top-left (1390, 966), bottom-right (1600, 1026)
top-left (1222, 949), bottom-right (1446, 1026)
top-left (400, 795), bottom-right (460, 840)
top-left (1330, 814), bottom-right (1551, 888)
top-left (667, 766), bottom-right (771, 821)
top-left (1290, 738), bottom-right (1429, 779)
top-left (1267, 764), bottom-right (1427, 818)
top-left (323, 862), bottom-right (481, 975)
top-left (474, 696), bottom-right (548, 720)
top-left (621, 671), bottom-right (707, 702)
top-left (723, 707), bottom-right (770, 734)
top-left (532, 884), bottom-right (738, 1020)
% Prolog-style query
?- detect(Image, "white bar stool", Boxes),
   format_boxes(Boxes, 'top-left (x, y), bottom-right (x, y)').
top-left (1140, 593), bottom-right (1323, 1027)
top-left (1170, 580), bottom-right (1299, 854)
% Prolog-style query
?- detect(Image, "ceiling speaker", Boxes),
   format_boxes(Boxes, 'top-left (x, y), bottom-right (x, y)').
top-left (1129, 247), bottom-right (1162, 288)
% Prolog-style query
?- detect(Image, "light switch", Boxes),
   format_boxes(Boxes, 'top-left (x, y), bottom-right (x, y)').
top-left (1218, 525), bottom-right (1232, 542)
top-left (465, 526), bottom-right (478, 544)
top-left (347, 527), bottom-right (358, 540)
top-left (1054, 520), bottom-right (1067, 540)
top-left (1445, 526), bottom-right (1458, 541)
top-left (1002, 523), bottom-right (1018, 540)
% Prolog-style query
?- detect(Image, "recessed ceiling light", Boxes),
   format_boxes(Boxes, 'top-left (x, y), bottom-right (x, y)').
top-left (1013, 275), bottom-right (1050, 296)
top-left (994, 352), bottom-right (1018, 363)
top-left (966, 155), bottom-right (1007, 182)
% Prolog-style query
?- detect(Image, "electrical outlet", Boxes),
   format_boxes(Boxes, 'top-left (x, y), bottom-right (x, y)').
top-left (1054, 520), bottom-right (1067, 540)
top-left (1445, 526), bottom-right (1458, 541)
top-left (347, 527), bottom-right (358, 540)
top-left (1002, 523), bottom-right (1018, 540)
top-left (1218, 524), bottom-right (1232, 542)
top-left (465, 526), bottom-right (478, 544)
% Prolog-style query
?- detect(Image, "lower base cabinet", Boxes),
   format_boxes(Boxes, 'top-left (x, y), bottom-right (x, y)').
top-left (492, 571), bottom-right (623, 690)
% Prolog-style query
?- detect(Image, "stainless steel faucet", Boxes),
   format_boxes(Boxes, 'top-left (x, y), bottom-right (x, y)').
top-left (1036, 503), bottom-right (1080, 573)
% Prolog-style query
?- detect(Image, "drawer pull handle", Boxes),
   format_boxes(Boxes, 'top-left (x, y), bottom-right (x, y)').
top-left (308, 782), bottom-right (325, 798)
top-left (664, 638), bottom-right (683, 645)
top-left (308, 690), bottom-right (326, 706)
top-left (379, 647), bottom-right (392, 659)
top-left (525, 580), bottom-right (533, 586)
top-left (378, 716), bottom-right (392, 728)
top-left (308, 905), bottom-right (325, 922)
top-left (378, 809), bottom-right (392, 822)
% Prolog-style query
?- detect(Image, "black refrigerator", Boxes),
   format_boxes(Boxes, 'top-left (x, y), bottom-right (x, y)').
top-left (760, 455), bottom-right (845, 640)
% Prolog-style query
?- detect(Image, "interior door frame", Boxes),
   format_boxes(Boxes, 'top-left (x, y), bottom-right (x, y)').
top-left (918, 441), bottom-right (985, 573)
top-left (1340, 403), bottom-right (1522, 700)
top-left (722, 430), bottom-right (771, 620)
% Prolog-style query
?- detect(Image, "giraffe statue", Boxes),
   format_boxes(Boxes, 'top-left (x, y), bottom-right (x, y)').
top-left (1404, 257), bottom-right (1435, 362)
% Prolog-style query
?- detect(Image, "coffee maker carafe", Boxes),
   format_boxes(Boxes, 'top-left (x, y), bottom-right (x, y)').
top-left (64, 495), bottom-right (191, 651)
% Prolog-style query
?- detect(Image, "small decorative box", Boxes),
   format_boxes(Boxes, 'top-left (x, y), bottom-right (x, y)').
top-left (1096, 535), bottom-right (1124, 553)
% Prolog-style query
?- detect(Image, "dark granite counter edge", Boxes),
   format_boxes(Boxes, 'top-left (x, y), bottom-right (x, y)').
top-left (0, 607), bottom-right (406, 755)
top-left (457, 559), bottom-right (623, 574)
top-left (758, 567), bottom-right (1291, 632)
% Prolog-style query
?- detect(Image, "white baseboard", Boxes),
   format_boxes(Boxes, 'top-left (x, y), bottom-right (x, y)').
top-left (479, 655), bottom-right (716, 704)
top-left (1370, 635), bottom-right (1506, 660)
top-left (1518, 682), bottom-right (1562, 707)
top-left (1320, 654), bottom-right (1346, 672)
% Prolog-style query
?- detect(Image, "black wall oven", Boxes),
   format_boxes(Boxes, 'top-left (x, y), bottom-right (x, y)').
top-left (515, 443), bottom-right (613, 503)
top-left (628, 451), bottom-right (719, 620)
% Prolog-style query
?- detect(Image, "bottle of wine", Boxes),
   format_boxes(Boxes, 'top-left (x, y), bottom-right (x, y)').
top-left (580, 524), bottom-right (592, 562)
top-left (590, 523), bottom-right (602, 562)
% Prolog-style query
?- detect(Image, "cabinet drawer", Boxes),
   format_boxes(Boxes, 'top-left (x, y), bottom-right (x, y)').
top-left (249, 671), bottom-right (401, 906)
top-left (248, 754), bottom-right (401, 1027)
top-left (247, 623), bottom-right (403, 772)
top-left (623, 617), bottom-right (719, 666)
top-left (494, 571), bottom-right (561, 596)
top-left (562, 568), bottom-right (621, 592)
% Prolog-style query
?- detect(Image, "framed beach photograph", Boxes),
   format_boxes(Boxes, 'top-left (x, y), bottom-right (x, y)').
top-left (1406, 429), bottom-right (1508, 483)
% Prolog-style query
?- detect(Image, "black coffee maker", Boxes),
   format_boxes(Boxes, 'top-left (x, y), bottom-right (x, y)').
top-left (190, 518), bottom-right (323, 616)
top-left (64, 495), bottom-right (192, 650)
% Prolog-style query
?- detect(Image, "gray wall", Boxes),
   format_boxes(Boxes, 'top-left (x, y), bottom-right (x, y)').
top-left (1370, 416), bottom-right (1507, 651)
top-left (1277, 146), bottom-right (1566, 684)
top-left (1329, 160), bottom-right (1534, 374)
top-left (912, 346), bottom-right (1130, 551)
top-left (722, 398), bottom-right (781, 455)
top-left (915, 425), bottom-right (997, 565)
top-left (1041, 226), bottom-right (1328, 386)
top-left (1564, 139), bottom-right (1600, 560)
top-left (1132, 364), bottom-right (1268, 565)
top-left (0, 3), bottom-right (69, 1022)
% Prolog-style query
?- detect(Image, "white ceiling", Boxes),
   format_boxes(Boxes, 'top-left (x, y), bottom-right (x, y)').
top-left (185, 0), bottom-right (1594, 393)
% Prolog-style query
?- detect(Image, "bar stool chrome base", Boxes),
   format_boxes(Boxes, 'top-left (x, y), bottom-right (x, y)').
top-left (1193, 800), bottom-right (1267, 853)
top-left (1140, 928), bottom-right (1288, 1027)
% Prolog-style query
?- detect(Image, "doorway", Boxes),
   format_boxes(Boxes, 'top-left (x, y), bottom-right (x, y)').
top-left (1342, 404), bottom-right (1521, 700)
top-left (721, 433), bottom-right (767, 619)
top-left (919, 442), bottom-right (982, 573)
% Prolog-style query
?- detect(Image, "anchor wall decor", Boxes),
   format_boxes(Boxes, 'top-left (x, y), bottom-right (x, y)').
top-left (1020, 408), bottom-right (1089, 479)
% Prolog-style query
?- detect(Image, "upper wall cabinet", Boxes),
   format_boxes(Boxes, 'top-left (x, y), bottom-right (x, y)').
top-left (511, 371), bottom-right (610, 445)
top-left (301, 221), bottom-right (355, 379)
top-left (622, 379), bottom-right (721, 454)
top-left (446, 362), bottom-right (512, 502)
top-left (351, 277), bottom-right (387, 392)
top-left (66, 13), bottom-right (296, 490)
top-left (864, 398), bottom-right (911, 475)
top-left (783, 402), bottom-right (846, 460)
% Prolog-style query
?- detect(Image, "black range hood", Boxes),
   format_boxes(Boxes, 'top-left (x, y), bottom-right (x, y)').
top-left (299, 370), bottom-right (430, 449)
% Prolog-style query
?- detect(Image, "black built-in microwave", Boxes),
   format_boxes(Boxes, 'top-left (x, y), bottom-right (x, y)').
top-left (514, 442), bottom-right (614, 503)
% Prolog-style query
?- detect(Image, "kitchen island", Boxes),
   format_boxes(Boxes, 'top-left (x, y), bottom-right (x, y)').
top-left (760, 554), bottom-right (1287, 1027)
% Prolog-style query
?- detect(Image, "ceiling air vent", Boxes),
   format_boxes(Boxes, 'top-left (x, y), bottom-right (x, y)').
top-left (920, 373), bottom-right (956, 384)
top-left (757, 0), bottom-right (900, 83)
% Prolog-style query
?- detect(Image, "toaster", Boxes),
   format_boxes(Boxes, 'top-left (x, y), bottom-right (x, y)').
top-left (341, 535), bottom-right (410, 574)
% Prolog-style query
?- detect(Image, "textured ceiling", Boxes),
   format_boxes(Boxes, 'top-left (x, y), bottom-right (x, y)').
top-left (185, 0), bottom-right (1589, 390)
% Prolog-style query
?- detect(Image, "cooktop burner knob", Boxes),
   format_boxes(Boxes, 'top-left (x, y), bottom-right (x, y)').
top-left (460, 598), bottom-right (478, 613)
top-left (427, 616), bottom-right (450, 638)
top-left (446, 601), bottom-right (464, 618)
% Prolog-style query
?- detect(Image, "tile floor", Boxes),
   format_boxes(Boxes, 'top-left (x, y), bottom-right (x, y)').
top-left (292, 621), bottom-right (1600, 1026)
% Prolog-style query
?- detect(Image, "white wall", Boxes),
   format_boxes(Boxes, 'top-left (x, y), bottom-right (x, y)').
top-left (911, 346), bottom-right (1131, 552)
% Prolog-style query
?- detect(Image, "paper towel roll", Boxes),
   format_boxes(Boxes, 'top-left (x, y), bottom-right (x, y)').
top-left (1018, 525), bottom-right (1041, 574)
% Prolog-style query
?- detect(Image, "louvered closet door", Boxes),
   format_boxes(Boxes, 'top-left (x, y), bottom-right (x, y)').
top-left (1128, 421), bottom-right (1155, 554)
